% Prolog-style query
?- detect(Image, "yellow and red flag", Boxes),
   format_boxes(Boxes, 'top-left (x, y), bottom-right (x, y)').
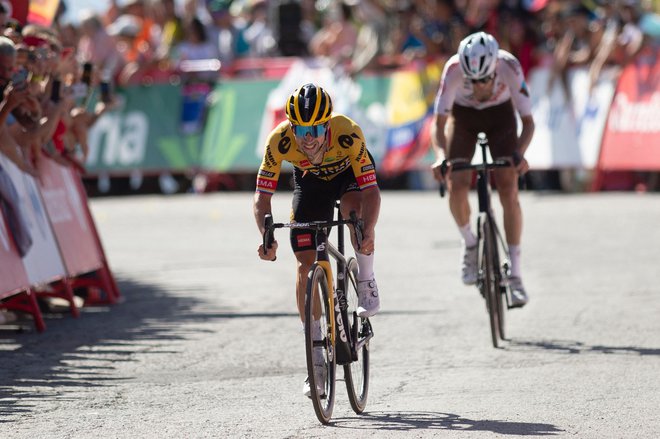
top-left (27, 0), bottom-right (60, 27)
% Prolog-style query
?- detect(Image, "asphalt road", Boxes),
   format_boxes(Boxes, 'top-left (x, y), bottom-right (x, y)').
top-left (1, 191), bottom-right (659, 438)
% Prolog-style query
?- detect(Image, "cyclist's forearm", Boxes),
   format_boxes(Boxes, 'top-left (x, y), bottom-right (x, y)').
top-left (431, 114), bottom-right (448, 160)
top-left (253, 191), bottom-right (272, 234)
top-left (517, 115), bottom-right (535, 156)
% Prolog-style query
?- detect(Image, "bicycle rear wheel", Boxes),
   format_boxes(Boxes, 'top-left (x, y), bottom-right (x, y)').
top-left (343, 258), bottom-right (370, 414)
top-left (481, 217), bottom-right (501, 348)
top-left (305, 264), bottom-right (336, 424)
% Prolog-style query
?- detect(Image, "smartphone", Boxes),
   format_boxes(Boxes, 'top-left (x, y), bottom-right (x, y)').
top-left (99, 81), bottom-right (112, 103)
top-left (81, 62), bottom-right (93, 86)
top-left (51, 79), bottom-right (61, 102)
top-left (70, 82), bottom-right (88, 99)
top-left (11, 68), bottom-right (29, 90)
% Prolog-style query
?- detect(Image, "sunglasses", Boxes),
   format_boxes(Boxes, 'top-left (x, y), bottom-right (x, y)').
top-left (291, 123), bottom-right (328, 138)
top-left (471, 74), bottom-right (495, 84)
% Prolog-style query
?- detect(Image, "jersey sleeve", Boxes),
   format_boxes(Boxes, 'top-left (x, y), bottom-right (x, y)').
top-left (433, 55), bottom-right (461, 116)
top-left (255, 134), bottom-right (284, 195)
top-left (500, 51), bottom-right (533, 117)
top-left (345, 122), bottom-right (378, 190)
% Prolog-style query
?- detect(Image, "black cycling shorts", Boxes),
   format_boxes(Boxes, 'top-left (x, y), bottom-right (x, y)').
top-left (289, 159), bottom-right (371, 253)
top-left (447, 99), bottom-right (518, 160)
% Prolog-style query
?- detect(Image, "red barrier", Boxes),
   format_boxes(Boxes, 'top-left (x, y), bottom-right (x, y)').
top-left (37, 156), bottom-right (121, 306)
top-left (0, 210), bottom-right (45, 332)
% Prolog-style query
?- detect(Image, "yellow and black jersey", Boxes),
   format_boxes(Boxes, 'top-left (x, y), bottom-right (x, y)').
top-left (256, 114), bottom-right (378, 195)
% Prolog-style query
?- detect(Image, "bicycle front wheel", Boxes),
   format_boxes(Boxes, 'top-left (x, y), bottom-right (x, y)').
top-left (481, 217), bottom-right (501, 348)
top-left (305, 263), bottom-right (336, 424)
top-left (343, 257), bottom-right (370, 414)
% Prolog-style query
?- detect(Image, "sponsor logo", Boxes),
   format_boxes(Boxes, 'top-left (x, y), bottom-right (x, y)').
top-left (265, 149), bottom-right (277, 168)
top-left (338, 134), bottom-right (354, 149)
top-left (316, 242), bottom-right (326, 252)
top-left (519, 81), bottom-right (529, 98)
top-left (257, 178), bottom-right (276, 190)
top-left (361, 164), bottom-right (375, 173)
top-left (334, 299), bottom-right (348, 343)
top-left (307, 157), bottom-right (351, 177)
top-left (278, 136), bottom-right (292, 154)
top-left (297, 233), bottom-right (312, 247)
top-left (258, 169), bottom-right (275, 178)
top-left (609, 93), bottom-right (660, 132)
top-left (357, 173), bottom-right (377, 186)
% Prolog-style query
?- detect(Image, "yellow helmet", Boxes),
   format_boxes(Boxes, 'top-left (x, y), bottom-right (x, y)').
top-left (285, 83), bottom-right (333, 126)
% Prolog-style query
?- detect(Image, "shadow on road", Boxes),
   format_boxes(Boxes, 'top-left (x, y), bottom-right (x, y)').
top-left (0, 277), bottom-right (291, 421)
top-left (505, 339), bottom-right (660, 356)
top-left (333, 411), bottom-right (563, 435)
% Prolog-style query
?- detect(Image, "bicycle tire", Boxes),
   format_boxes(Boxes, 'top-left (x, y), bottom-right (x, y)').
top-left (342, 257), bottom-right (370, 414)
top-left (490, 222), bottom-right (507, 341)
top-left (481, 217), bottom-right (501, 348)
top-left (305, 264), bottom-right (336, 424)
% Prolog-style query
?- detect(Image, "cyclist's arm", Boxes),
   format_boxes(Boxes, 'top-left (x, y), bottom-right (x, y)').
top-left (253, 191), bottom-right (272, 235)
top-left (518, 114), bottom-right (535, 157)
top-left (431, 113), bottom-right (448, 161)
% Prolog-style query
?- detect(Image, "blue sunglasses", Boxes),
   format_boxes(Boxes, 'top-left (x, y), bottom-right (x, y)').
top-left (292, 123), bottom-right (328, 138)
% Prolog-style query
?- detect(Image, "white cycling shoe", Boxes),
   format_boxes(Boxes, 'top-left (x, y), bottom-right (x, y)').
top-left (357, 278), bottom-right (380, 317)
top-left (461, 244), bottom-right (478, 285)
top-left (303, 348), bottom-right (326, 398)
top-left (508, 276), bottom-right (529, 308)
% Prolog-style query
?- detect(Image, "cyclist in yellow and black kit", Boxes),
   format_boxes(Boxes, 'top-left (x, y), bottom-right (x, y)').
top-left (253, 83), bottom-right (381, 397)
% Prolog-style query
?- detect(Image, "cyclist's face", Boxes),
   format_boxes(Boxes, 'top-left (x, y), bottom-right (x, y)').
top-left (292, 123), bottom-right (327, 152)
top-left (471, 74), bottom-right (496, 102)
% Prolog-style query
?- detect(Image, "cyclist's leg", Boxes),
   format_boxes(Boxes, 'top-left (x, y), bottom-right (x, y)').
top-left (487, 100), bottom-right (522, 265)
top-left (446, 105), bottom-right (478, 231)
top-left (338, 165), bottom-right (380, 317)
top-left (290, 167), bottom-right (342, 321)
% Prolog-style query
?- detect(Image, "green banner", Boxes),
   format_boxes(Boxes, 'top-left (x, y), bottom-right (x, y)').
top-left (86, 84), bottom-right (202, 173)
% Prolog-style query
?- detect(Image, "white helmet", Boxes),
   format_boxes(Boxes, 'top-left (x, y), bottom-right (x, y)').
top-left (458, 32), bottom-right (499, 80)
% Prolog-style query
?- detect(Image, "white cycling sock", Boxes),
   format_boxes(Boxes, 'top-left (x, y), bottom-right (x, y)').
top-left (509, 244), bottom-right (521, 278)
top-left (459, 222), bottom-right (477, 247)
top-left (356, 252), bottom-right (375, 282)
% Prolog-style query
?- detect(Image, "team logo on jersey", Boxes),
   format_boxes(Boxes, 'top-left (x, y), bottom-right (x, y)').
top-left (361, 164), bottom-right (374, 173)
top-left (519, 81), bottom-right (529, 97)
top-left (338, 133), bottom-right (359, 149)
top-left (278, 136), bottom-right (292, 154)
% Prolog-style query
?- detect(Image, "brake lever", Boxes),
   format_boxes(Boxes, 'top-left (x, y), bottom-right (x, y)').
top-left (349, 211), bottom-right (363, 252)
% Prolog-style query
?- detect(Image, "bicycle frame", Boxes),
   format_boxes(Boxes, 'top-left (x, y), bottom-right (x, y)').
top-left (263, 211), bottom-right (370, 363)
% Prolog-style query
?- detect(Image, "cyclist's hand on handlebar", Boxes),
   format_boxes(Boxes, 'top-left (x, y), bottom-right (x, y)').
top-left (431, 159), bottom-right (448, 182)
top-left (512, 153), bottom-right (529, 176)
top-left (258, 240), bottom-right (278, 261)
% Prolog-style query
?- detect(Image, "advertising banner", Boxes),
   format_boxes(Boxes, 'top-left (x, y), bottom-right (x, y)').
top-left (86, 84), bottom-right (200, 174)
top-left (526, 66), bottom-right (616, 169)
top-left (38, 158), bottom-right (103, 277)
top-left (597, 47), bottom-right (660, 170)
top-left (0, 155), bottom-right (66, 285)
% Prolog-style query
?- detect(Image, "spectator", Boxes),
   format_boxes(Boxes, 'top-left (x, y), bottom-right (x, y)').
top-left (77, 12), bottom-right (122, 80)
top-left (241, 0), bottom-right (276, 58)
top-left (205, 0), bottom-right (247, 73)
top-left (309, 1), bottom-right (358, 64)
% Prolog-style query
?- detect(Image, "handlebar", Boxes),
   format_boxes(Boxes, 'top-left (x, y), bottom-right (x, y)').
top-left (262, 211), bottom-right (364, 254)
top-left (438, 158), bottom-right (513, 198)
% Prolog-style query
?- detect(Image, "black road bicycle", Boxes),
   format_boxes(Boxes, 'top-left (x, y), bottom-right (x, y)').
top-left (440, 133), bottom-right (522, 348)
top-left (263, 206), bottom-right (374, 424)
